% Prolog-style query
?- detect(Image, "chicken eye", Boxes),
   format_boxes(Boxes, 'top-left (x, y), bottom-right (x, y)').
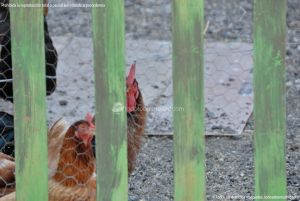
top-left (127, 87), bottom-right (135, 95)
top-left (75, 124), bottom-right (90, 132)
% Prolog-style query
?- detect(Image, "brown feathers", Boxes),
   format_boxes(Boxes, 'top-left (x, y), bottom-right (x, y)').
top-left (0, 119), bottom-right (96, 201)
top-left (127, 89), bottom-right (146, 174)
top-left (48, 118), bottom-right (68, 178)
top-left (0, 153), bottom-right (15, 197)
top-left (49, 120), bottom-right (95, 201)
top-left (52, 121), bottom-right (95, 186)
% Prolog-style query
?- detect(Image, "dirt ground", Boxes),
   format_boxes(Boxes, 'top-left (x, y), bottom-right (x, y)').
top-left (4, 1), bottom-right (298, 200)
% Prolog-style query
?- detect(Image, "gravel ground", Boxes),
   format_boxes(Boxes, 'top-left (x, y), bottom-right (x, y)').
top-left (46, 1), bottom-right (300, 200)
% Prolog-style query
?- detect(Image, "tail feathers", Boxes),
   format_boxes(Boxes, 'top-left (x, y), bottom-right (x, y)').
top-left (48, 118), bottom-right (68, 141)
top-left (48, 118), bottom-right (68, 178)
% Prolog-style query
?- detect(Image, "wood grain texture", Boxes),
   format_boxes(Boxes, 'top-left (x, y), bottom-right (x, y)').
top-left (254, 0), bottom-right (287, 199)
top-left (9, 1), bottom-right (48, 201)
top-left (172, 0), bottom-right (206, 200)
top-left (92, 1), bottom-right (128, 201)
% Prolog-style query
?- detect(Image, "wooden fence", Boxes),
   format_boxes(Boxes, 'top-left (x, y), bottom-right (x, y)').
top-left (9, 0), bottom-right (286, 200)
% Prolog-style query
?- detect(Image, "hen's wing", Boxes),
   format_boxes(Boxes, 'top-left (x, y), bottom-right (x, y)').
top-left (48, 119), bottom-right (68, 178)
top-left (48, 179), bottom-right (96, 201)
top-left (0, 177), bottom-right (96, 201)
top-left (0, 118), bottom-right (68, 197)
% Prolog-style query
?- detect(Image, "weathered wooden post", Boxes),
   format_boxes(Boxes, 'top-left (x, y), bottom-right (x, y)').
top-left (172, 0), bottom-right (206, 200)
top-left (254, 0), bottom-right (287, 200)
top-left (92, 0), bottom-right (128, 200)
top-left (10, 0), bottom-right (48, 200)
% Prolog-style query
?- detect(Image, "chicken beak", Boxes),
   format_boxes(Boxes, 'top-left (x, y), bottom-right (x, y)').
top-left (83, 140), bottom-right (88, 147)
top-left (90, 127), bottom-right (96, 136)
top-left (83, 134), bottom-right (94, 147)
top-left (88, 121), bottom-right (96, 136)
top-left (77, 131), bottom-right (94, 147)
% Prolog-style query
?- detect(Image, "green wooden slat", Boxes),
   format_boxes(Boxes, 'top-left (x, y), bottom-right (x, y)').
top-left (92, 1), bottom-right (127, 201)
top-left (172, 0), bottom-right (206, 200)
top-left (254, 1), bottom-right (287, 200)
top-left (10, 2), bottom-right (48, 201)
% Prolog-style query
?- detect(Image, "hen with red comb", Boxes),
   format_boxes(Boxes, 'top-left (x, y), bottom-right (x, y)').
top-left (92, 61), bottom-right (146, 174)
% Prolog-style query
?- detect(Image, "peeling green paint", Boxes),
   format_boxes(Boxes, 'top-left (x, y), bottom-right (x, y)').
top-left (172, 0), bottom-right (206, 200)
top-left (111, 141), bottom-right (128, 201)
top-left (92, 0), bottom-right (128, 200)
top-left (10, 2), bottom-right (48, 201)
top-left (7, 0), bottom-right (289, 200)
top-left (254, 0), bottom-right (287, 200)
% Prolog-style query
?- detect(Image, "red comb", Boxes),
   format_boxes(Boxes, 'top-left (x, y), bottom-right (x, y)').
top-left (127, 61), bottom-right (136, 85)
top-left (85, 112), bottom-right (95, 128)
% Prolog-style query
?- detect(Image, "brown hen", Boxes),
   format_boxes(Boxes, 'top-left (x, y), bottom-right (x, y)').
top-left (0, 118), bottom-right (96, 201)
top-left (92, 61), bottom-right (147, 174)
top-left (49, 119), bottom-right (96, 201)
top-left (126, 62), bottom-right (147, 174)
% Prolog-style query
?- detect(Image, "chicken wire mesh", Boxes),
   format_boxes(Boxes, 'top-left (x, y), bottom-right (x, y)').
top-left (286, 7), bottom-right (300, 138)
top-left (43, 2), bottom-right (254, 200)
top-left (0, 0), bottom-right (299, 200)
top-left (0, 1), bottom-right (148, 199)
top-left (47, 118), bottom-right (96, 201)
top-left (285, 2), bottom-right (300, 195)
top-left (44, 1), bottom-right (299, 200)
top-left (0, 0), bottom-right (58, 197)
top-left (0, 0), bottom-right (254, 199)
